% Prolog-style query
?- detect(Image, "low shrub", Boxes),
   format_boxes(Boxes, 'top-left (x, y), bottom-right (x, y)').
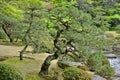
top-left (0, 63), bottom-right (24, 80)
top-left (95, 65), bottom-right (114, 80)
top-left (62, 67), bottom-right (92, 80)
top-left (87, 52), bottom-right (105, 71)
top-left (102, 58), bottom-right (110, 65)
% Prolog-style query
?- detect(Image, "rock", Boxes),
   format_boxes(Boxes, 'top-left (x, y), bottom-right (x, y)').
top-left (112, 44), bottom-right (120, 52)
top-left (57, 61), bottom-right (85, 69)
top-left (115, 71), bottom-right (120, 77)
top-left (103, 46), bottom-right (113, 54)
top-left (104, 50), bottom-right (113, 54)
top-left (85, 71), bottom-right (94, 75)
top-left (105, 54), bottom-right (117, 58)
top-left (86, 46), bottom-right (96, 53)
top-left (92, 75), bottom-right (106, 80)
top-left (114, 77), bottom-right (120, 80)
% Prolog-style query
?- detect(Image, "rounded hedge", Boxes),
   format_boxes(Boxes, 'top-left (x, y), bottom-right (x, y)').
top-left (0, 63), bottom-right (24, 80)
top-left (62, 67), bottom-right (92, 80)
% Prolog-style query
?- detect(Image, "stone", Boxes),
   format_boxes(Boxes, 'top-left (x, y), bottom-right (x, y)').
top-left (92, 75), bottom-right (106, 80)
top-left (115, 71), bottom-right (120, 77)
top-left (112, 44), bottom-right (120, 52)
top-left (57, 61), bottom-right (85, 69)
top-left (114, 77), bottom-right (120, 80)
top-left (105, 54), bottom-right (117, 58)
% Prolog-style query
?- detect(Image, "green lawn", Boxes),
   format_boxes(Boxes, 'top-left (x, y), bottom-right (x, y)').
top-left (1, 57), bottom-right (45, 80)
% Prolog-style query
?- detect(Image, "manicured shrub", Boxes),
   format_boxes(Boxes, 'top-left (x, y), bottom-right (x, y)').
top-left (95, 64), bottom-right (114, 80)
top-left (0, 63), bottom-right (24, 80)
top-left (62, 67), bottom-right (92, 80)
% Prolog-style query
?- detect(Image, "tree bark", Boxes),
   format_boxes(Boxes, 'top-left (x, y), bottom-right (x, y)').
top-left (2, 25), bottom-right (14, 43)
top-left (20, 45), bottom-right (28, 60)
top-left (39, 50), bottom-right (59, 74)
top-left (39, 18), bottom-right (70, 75)
top-left (39, 30), bottom-right (64, 75)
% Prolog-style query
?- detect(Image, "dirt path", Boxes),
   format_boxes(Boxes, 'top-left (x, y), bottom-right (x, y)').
top-left (0, 45), bottom-right (48, 60)
top-left (0, 45), bottom-right (22, 57)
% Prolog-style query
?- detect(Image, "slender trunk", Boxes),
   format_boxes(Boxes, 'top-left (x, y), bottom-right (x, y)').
top-left (15, 37), bottom-right (19, 42)
top-left (9, 38), bottom-right (14, 43)
top-left (19, 9), bottom-right (34, 60)
top-left (20, 45), bottom-right (28, 60)
top-left (2, 25), bottom-right (14, 43)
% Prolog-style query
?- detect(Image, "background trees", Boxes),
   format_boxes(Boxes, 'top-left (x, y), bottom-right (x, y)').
top-left (0, 0), bottom-right (23, 42)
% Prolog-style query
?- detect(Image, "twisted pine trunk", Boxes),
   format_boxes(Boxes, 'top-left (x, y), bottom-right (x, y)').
top-left (39, 18), bottom-right (70, 75)
top-left (39, 29), bottom-right (64, 75)
top-left (39, 50), bottom-right (60, 74)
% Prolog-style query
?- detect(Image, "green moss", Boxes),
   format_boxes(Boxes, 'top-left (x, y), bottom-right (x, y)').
top-left (3, 57), bottom-right (40, 75)
top-left (62, 67), bottom-right (92, 80)
top-left (26, 72), bottom-right (45, 80)
top-left (77, 65), bottom-right (89, 71)
top-left (3, 57), bottom-right (34, 64)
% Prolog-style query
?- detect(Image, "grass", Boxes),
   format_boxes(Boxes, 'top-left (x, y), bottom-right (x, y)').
top-left (0, 40), bottom-right (23, 46)
top-left (3, 57), bottom-right (41, 73)
top-left (26, 72), bottom-right (45, 80)
top-left (1, 57), bottom-right (45, 80)
top-left (105, 31), bottom-right (120, 38)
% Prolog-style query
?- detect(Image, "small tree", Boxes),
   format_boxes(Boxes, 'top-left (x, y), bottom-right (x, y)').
top-left (39, 0), bottom-right (110, 75)
top-left (19, 0), bottom-right (53, 60)
top-left (0, 0), bottom-right (23, 42)
top-left (39, 1), bottom-right (91, 74)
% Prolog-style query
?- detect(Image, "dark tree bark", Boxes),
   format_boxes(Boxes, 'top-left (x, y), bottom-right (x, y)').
top-left (2, 24), bottom-right (14, 43)
top-left (39, 29), bottom-right (63, 75)
top-left (20, 45), bottom-right (28, 60)
top-left (39, 19), bottom-right (70, 75)
top-left (39, 50), bottom-right (60, 74)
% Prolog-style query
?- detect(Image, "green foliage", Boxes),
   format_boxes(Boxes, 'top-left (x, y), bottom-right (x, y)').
top-left (0, 63), bottom-right (24, 80)
top-left (62, 67), bottom-right (92, 80)
top-left (0, 29), bottom-right (6, 39)
top-left (26, 72), bottom-right (45, 80)
top-left (95, 65), bottom-right (114, 79)
top-left (0, 0), bottom-right (23, 21)
top-left (46, 68), bottom-right (63, 80)
top-left (112, 25), bottom-right (120, 33)
top-left (87, 52), bottom-right (105, 71)
top-left (0, 0), bottom-right (24, 42)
